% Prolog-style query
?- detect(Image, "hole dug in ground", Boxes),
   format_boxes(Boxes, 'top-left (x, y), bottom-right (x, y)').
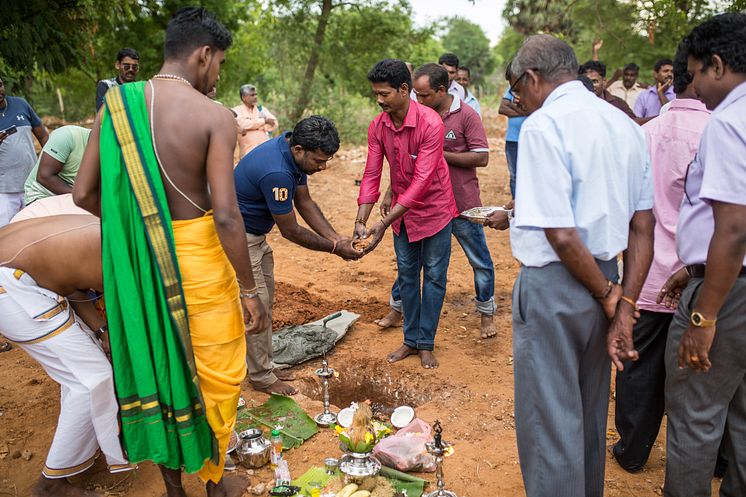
top-left (297, 359), bottom-right (433, 418)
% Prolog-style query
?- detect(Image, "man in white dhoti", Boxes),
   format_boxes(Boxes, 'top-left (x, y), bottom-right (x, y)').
top-left (0, 215), bottom-right (130, 497)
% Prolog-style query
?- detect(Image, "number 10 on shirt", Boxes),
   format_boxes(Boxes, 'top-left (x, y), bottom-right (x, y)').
top-left (272, 187), bottom-right (288, 201)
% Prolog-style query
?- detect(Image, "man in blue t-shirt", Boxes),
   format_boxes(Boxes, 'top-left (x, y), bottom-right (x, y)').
top-left (498, 65), bottom-right (528, 199)
top-left (0, 77), bottom-right (49, 227)
top-left (234, 116), bottom-right (362, 395)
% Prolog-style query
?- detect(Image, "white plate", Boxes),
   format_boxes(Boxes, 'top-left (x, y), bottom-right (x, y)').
top-left (460, 206), bottom-right (506, 224)
top-left (337, 407), bottom-right (355, 428)
top-left (391, 406), bottom-right (415, 429)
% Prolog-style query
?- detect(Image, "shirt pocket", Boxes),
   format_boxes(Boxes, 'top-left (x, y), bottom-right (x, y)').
top-left (396, 152), bottom-right (417, 190)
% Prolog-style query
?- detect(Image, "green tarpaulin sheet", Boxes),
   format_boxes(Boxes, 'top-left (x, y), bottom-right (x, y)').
top-left (236, 394), bottom-right (318, 449)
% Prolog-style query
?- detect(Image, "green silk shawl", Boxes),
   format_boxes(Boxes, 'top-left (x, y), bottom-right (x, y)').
top-left (100, 82), bottom-right (216, 472)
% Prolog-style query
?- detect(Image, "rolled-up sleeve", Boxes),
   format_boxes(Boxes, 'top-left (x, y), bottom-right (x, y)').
top-left (357, 120), bottom-right (384, 205)
top-left (396, 120), bottom-right (444, 209)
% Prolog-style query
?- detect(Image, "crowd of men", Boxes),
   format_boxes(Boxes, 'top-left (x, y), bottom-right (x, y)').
top-left (0, 6), bottom-right (744, 497)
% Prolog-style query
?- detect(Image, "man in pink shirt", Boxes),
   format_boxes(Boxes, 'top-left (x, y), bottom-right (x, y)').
top-left (232, 84), bottom-right (278, 158)
top-left (375, 63), bottom-right (495, 339)
top-left (355, 59), bottom-right (459, 369)
top-left (611, 47), bottom-right (711, 473)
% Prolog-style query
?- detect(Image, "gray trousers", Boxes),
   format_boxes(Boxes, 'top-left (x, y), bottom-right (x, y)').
top-left (245, 233), bottom-right (278, 389)
top-left (664, 276), bottom-right (746, 497)
top-left (513, 260), bottom-right (618, 497)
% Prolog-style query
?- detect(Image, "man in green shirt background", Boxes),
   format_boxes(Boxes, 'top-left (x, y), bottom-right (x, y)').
top-left (24, 125), bottom-right (91, 205)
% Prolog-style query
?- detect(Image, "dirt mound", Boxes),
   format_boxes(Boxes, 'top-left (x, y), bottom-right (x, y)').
top-left (273, 281), bottom-right (388, 329)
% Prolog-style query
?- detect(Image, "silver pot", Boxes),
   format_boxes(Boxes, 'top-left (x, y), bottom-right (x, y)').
top-left (235, 428), bottom-right (271, 469)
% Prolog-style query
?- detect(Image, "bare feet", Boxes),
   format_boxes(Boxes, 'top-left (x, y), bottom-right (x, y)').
top-left (387, 344), bottom-right (418, 363)
top-left (419, 350), bottom-right (439, 369)
top-left (206, 474), bottom-right (249, 497)
top-left (254, 379), bottom-right (297, 396)
top-left (374, 309), bottom-right (402, 329)
top-left (31, 477), bottom-right (103, 497)
top-left (480, 314), bottom-right (497, 339)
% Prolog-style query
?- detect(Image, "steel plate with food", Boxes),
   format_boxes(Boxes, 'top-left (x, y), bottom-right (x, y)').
top-left (460, 206), bottom-right (506, 224)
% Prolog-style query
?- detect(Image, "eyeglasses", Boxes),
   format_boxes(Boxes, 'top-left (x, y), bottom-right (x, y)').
top-left (508, 71), bottom-right (527, 98)
top-left (122, 63), bottom-right (139, 71)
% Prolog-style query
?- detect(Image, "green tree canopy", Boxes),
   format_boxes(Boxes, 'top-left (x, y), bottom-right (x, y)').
top-left (440, 17), bottom-right (495, 84)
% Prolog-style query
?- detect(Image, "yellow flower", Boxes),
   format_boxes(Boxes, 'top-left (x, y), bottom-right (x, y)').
top-left (364, 432), bottom-right (374, 444)
top-left (335, 425), bottom-right (343, 434)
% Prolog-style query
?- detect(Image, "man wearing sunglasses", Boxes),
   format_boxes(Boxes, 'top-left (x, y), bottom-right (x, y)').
top-left (95, 48), bottom-right (140, 112)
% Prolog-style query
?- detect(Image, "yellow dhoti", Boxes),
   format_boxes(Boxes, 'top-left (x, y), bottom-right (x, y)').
top-left (173, 213), bottom-right (246, 483)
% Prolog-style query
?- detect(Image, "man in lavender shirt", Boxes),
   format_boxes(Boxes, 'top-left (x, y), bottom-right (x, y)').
top-left (610, 46), bottom-right (711, 474)
top-left (633, 58), bottom-right (675, 120)
top-left (660, 13), bottom-right (746, 497)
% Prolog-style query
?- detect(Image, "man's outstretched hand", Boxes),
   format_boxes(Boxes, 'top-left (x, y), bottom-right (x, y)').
top-left (360, 220), bottom-right (387, 255)
top-left (335, 238), bottom-right (364, 260)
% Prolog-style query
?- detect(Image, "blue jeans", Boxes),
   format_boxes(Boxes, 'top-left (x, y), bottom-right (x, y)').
top-left (391, 218), bottom-right (495, 315)
top-left (393, 221), bottom-right (452, 351)
top-left (505, 140), bottom-right (518, 199)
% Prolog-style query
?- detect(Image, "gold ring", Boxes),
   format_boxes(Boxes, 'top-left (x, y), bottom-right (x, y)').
top-left (690, 355), bottom-right (699, 362)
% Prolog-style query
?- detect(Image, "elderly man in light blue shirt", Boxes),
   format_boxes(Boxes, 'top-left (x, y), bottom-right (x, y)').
top-left (504, 34), bottom-right (654, 497)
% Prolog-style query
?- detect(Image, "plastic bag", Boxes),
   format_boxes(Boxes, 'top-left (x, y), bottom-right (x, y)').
top-left (372, 418), bottom-right (436, 472)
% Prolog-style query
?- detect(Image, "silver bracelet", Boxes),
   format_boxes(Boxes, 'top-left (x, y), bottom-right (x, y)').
top-left (241, 291), bottom-right (259, 300)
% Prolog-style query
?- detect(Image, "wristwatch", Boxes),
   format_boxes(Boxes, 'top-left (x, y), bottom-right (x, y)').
top-left (690, 311), bottom-right (717, 328)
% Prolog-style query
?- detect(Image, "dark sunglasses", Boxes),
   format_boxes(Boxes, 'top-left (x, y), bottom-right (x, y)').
top-left (122, 63), bottom-right (139, 71)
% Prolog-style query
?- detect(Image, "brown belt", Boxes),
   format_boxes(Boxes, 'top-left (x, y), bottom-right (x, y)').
top-left (686, 264), bottom-right (746, 279)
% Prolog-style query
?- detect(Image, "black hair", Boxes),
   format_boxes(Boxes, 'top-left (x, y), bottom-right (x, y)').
top-left (623, 62), bottom-right (639, 73)
top-left (116, 48), bottom-right (139, 62)
top-left (672, 42), bottom-right (693, 95)
top-left (289, 116), bottom-right (340, 156)
top-left (438, 53), bottom-right (459, 67)
top-left (579, 60), bottom-right (606, 78)
top-left (682, 13), bottom-right (746, 74)
top-left (164, 7), bottom-right (232, 60)
top-left (577, 74), bottom-right (595, 92)
top-left (458, 66), bottom-right (471, 76)
top-left (504, 58), bottom-right (514, 81)
top-left (654, 58), bottom-right (674, 72)
top-left (413, 63), bottom-right (449, 92)
top-left (367, 59), bottom-right (411, 91)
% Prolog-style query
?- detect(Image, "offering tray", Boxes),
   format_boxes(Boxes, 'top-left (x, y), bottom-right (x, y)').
top-left (460, 206), bottom-right (505, 224)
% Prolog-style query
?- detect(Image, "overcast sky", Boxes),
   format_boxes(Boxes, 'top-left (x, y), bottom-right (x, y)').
top-left (408, 0), bottom-right (508, 46)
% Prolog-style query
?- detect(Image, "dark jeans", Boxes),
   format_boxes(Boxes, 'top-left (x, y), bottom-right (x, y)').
top-left (613, 310), bottom-right (672, 472)
top-left (390, 217), bottom-right (495, 315)
top-left (393, 221), bottom-right (452, 351)
top-left (505, 140), bottom-right (518, 199)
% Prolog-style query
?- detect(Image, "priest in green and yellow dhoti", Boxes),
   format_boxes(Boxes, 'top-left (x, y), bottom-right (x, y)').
top-left (96, 78), bottom-right (248, 483)
top-left (73, 10), bottom-right (268, 495)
